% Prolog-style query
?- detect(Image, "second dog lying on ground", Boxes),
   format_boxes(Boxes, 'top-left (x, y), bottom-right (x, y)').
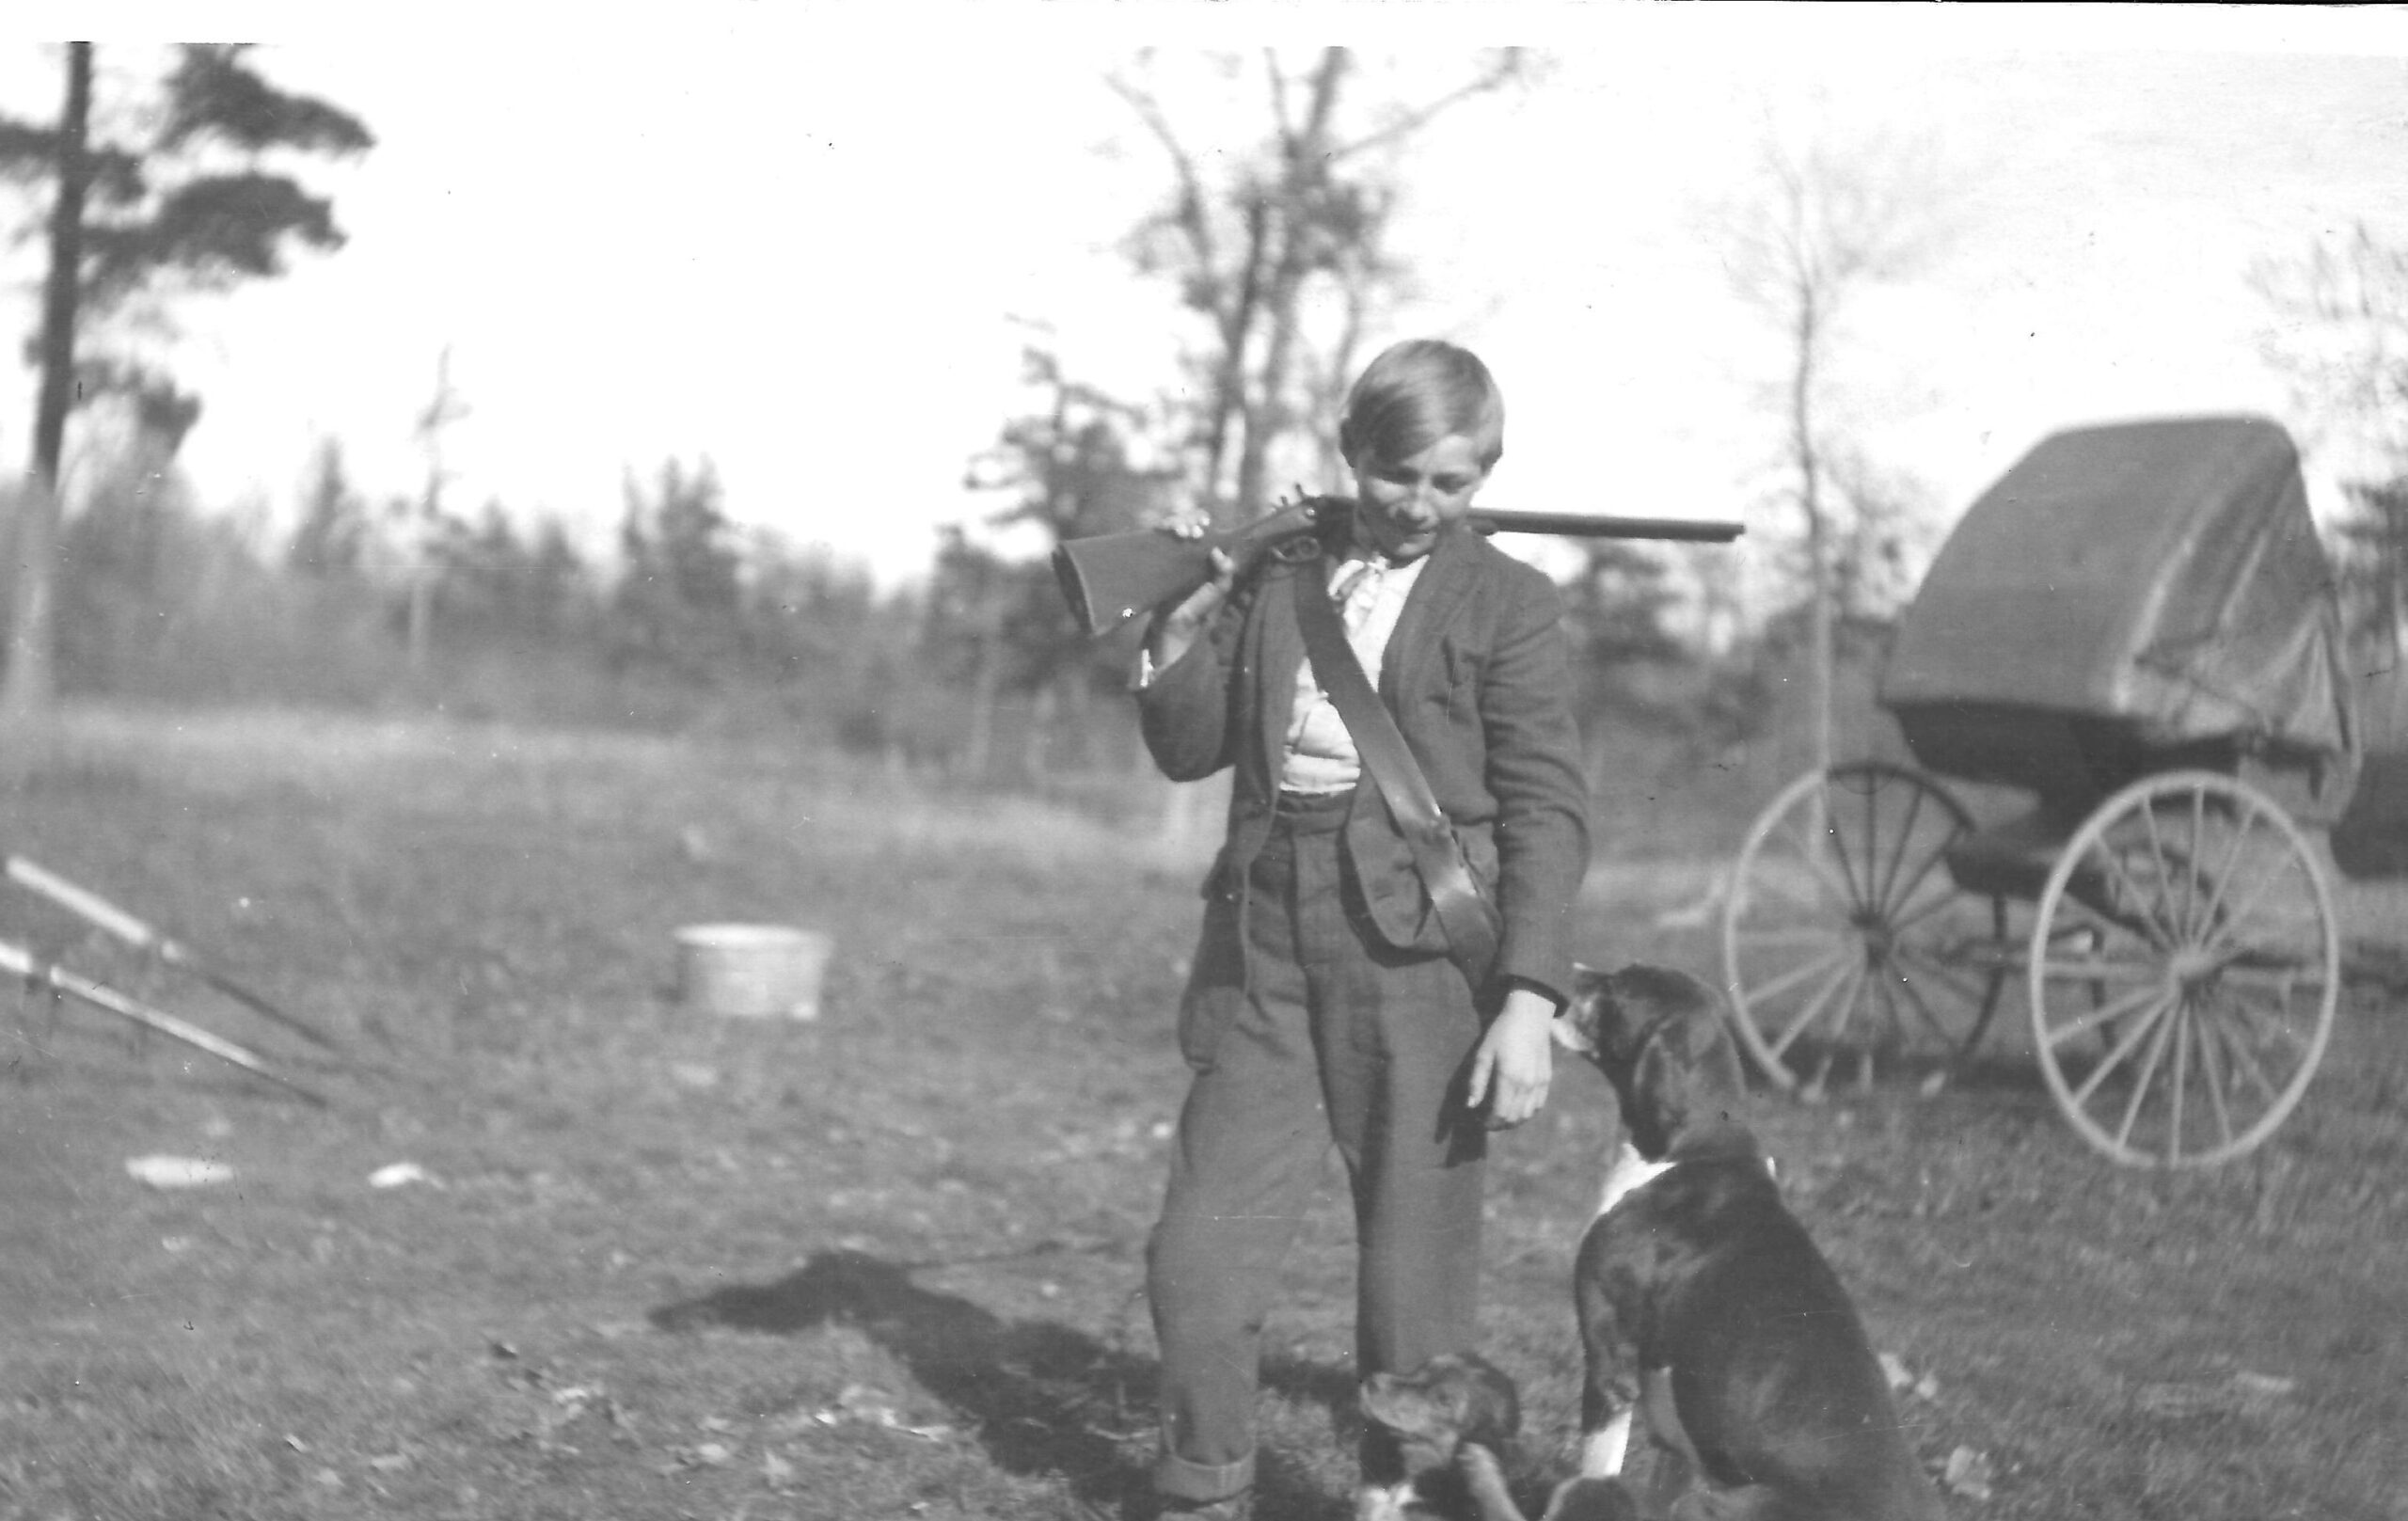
top-left (1356, 1351), bottom-right (1527, 1520)
top-left (1360, 1350), bottom-right (1640, 1521)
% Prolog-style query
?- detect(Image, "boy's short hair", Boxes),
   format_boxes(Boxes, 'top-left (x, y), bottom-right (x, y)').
top-left (1339, 339), bottom-right (1506, 472)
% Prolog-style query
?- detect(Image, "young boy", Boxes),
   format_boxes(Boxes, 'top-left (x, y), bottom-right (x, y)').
top-left (1133, 340), bottom-right (1592, 1519)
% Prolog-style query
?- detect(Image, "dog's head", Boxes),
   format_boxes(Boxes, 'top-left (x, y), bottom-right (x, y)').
top-left (1555, 963), bottom-right (1749, 1160)
top-left (1360, 1352), bottom-right (1521, 1477)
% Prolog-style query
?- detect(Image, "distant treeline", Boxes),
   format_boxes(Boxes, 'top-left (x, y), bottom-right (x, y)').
top-left (7, 441), bottom-right (1918, 846)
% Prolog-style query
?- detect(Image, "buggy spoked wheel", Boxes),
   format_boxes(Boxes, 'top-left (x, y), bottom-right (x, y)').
top-left (1721, 763), bottom-right (2006, 1095)
top-left (2029, 771), bottom-right (2339, 1168)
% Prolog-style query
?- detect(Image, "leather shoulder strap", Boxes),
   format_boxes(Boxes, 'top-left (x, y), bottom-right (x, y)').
top-left (1291, 561), bottom-right (1499, 982)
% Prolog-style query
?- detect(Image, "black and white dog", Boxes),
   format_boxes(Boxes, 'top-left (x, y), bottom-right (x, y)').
top-left (1546, 964), bottom-right (1942, 1521)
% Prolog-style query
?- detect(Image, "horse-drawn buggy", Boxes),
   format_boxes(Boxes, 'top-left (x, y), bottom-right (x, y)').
top-left (1719, 415), bottom-right (2408, 1167)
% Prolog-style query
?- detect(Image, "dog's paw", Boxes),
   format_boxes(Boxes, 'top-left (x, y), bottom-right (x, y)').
top-left (1354, 1481), bottom-right (1413, 1521)
top-left (1458, 1441), bottom-right (1507, 1484)
top-left (1455, 1443), bottom-right (1522, 1521)
top-left (1542, 1475), bottom-right (1643, 1521)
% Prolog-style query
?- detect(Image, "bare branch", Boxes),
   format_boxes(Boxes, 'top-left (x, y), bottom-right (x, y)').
top-left (1107, 71), bottom-right (1219, 280)
top-left (1327, 48), bottom-right (1524, 165)
top-left (1717, 122), bottom-right (1955, 775)
top-left (2253, 220), bottom-right (2408, 470)
top-left (1104, 49), bottom-right (1505, 520)
top-left (1264, 48), bottom-right (1294, 147)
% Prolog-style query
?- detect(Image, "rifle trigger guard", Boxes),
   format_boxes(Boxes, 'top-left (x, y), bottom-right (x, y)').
top-left (1269, 534), bottom-right (1323, 565)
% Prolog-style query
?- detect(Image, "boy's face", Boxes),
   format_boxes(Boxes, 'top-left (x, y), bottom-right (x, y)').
top-left (1347, 433), bottom-right (1489, 563)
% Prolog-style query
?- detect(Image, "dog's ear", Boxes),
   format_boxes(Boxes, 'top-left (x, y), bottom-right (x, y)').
top-left (1676, 989), bottom-right (1751, 1105)
top-left (1461, 1359), bottom-right (1521, 1448)
top-left (1625, 1040), bottom-right (1680, 1158)
top-left (1359, 1370), bottom-right (1409, 1424)
top-left (1553, 967), bottom-right (1604, 1056)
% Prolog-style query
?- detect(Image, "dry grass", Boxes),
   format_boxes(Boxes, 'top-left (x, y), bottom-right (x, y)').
top-left (1, 705), bottom-right (2401, 1520)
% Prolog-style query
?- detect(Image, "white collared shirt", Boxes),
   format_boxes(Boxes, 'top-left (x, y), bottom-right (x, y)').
top-left (1279, 551), bottom-right (1427, 795)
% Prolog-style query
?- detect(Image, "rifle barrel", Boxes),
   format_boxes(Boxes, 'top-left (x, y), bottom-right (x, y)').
top-left (1469, 510), bottom-right (1744, 542)
top-left (1051, 501), bottom-right (1743, 638)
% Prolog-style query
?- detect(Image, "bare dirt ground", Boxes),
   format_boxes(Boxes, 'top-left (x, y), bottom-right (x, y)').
top-left (2, 707), bottom-right (2400, 1519)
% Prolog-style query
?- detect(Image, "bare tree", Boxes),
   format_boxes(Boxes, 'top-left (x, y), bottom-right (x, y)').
top-left (958, 340), bottom-right (1177, 781)
top-left (406, 348), bottom-right (471, 675)
top-left (1110, 48), bottom-right (1526, 524)
top-left (2251, 223), bottom-right (2408, 474)
top-left (2327, 479), bottom-right (2408, 656)
top-left (0, 43), bottom-right (95, 731)
top-left (1814, 442), bottom-right (1941, 630)
top-left (2252, 224), bottom-right (2408, 656)
top-left (1717, 128), bottom-right (1949, 776)
top-left (1102, 49), bottom-right (1531, 853)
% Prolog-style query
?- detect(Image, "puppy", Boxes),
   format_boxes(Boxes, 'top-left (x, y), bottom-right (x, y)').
top-left (1357, 1352), bottom-right (1521, 1520)
top-left (1551, 964), bottom-right (1942, 1521)
top-left (1361, 1353), bottom-right (1644, 1521)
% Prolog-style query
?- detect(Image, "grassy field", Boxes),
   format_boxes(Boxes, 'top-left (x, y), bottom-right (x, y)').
top-left (1, 706), bottom-right (2402, 1521)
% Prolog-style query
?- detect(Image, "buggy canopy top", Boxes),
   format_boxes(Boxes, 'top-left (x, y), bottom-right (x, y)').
top-left (1881, 416), bottom-right (2354, 808)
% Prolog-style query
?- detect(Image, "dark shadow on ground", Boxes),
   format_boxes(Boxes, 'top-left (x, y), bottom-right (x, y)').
top-left (1942, 1048), bottom-right (2069, 1095)
top-left (1749, 1038), bottom-right (2066, 1102)
top-left (651, 1248), bottom-right (1363, 1520)
top-left (1259, 1353), bottom-right (1360, 1419)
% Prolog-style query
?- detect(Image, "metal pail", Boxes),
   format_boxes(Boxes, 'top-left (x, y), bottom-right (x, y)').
top-left (673, 924), bottom-right (832, 1020)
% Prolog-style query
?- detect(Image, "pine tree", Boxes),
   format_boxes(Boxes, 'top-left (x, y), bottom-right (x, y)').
top-left (0, 43), bottom-right (372, 720)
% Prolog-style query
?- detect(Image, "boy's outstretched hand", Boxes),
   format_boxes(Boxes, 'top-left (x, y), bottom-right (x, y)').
top-left (1467, 985), bottom-right (1556, 1129)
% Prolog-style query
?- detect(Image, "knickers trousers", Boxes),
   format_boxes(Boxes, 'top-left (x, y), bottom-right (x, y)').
top-left (1148, 794), bottom-right (1489, 1503)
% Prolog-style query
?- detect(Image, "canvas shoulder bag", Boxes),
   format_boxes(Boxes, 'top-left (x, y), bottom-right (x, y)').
top-left (1291, 560), bottom-right (1503, 990)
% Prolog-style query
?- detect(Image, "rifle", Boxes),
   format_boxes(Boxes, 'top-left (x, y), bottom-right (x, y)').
top-left (1051, 498), bottom-right (1744, 637)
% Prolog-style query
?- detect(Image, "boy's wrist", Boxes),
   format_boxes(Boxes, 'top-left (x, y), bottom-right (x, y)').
top-left (1496, 982), bottom-right (1559, 1022)
top-left (1505, 975), bottom-right (1560, 1006)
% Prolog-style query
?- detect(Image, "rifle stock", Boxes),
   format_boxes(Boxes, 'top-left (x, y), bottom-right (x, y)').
top-left (1051, 499), bottom-right (1743, 637)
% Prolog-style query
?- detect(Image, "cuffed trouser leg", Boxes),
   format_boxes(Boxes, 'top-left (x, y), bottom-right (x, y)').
top-left (1148, 818), bottom-right (1333, 1503)
top-left (1297, 839), bottom-right (1487, 1486)
top-left (1147, 1035), bottom-right (1322, 1500)
top-left (1149, 800), bottom-right (1488, 1501)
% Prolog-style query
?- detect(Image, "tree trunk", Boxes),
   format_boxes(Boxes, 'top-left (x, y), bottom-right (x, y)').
top-left (1232, 49), bottom-right (1348, 520)
top-left (1790, 282), bottom-right (1834, 784)
top-left (1060, 664), bottom-right (1094, 770)
top-left (1022, 677), bottom-right (1057, 785)
top-left (3, 41), bottom-right (94, 725)
top-left (405, 565), bottom-right (433, 676)
top-left (1199, 195), bottom-right (1269, 526)
top-left (961, 619), bottom-right (1002, 781)
top-left (409, 349), bottom-right (465, 678)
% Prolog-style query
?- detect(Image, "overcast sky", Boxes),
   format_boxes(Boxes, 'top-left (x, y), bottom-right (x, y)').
top-left (3, 4), bottom-right (2406, 591)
